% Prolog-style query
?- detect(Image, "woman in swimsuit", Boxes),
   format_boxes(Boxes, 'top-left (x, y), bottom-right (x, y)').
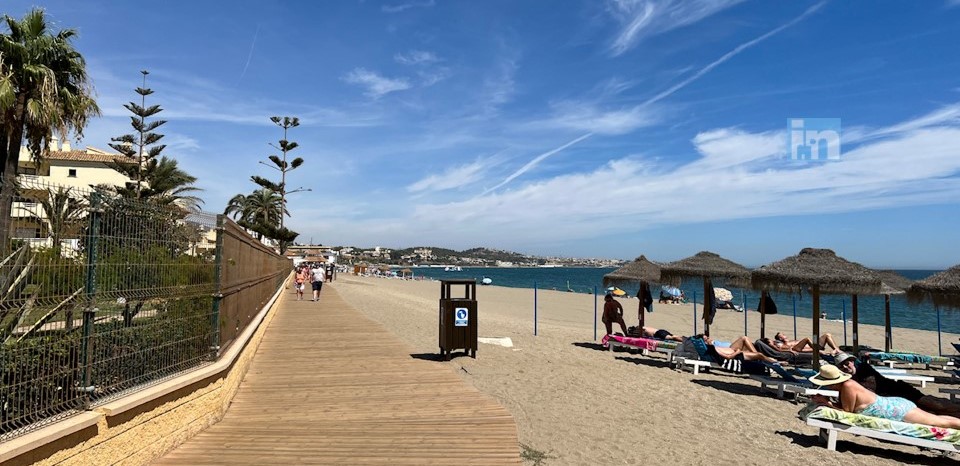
top-left (809, 364), bottom-right (960, 428)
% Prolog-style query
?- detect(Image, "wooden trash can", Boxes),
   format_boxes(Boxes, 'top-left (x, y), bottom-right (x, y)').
top-left (438, 279), bottom-right (478, 360)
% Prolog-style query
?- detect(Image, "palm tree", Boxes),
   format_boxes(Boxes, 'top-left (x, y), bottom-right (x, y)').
top-left (0, 9), bottom-right (99, 251)
top-left (142, 156), bottom-right (202, 210)
top-left (223, 189), bottom-right (286, 240)
top-left (29, 186), bottom-right (85, 254)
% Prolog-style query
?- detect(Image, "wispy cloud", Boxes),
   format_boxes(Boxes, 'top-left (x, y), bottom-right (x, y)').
top-left (481, 133), bottom-right (593, 195)
top-left (395, 50), bottom-right (439, 65)
top-left (238, 24), bottom-right (260, 83)
top-left (342, 67), bottom-right (411, 98)
top-left (607, 0), bottom-right (745, 56)
top-left (328, 102), bottom-right (960, 251)
top-left (643, 1), bottom-right (826, 106)
top-left (534, 101), bottom-right (659, 135)
top-left (382, 0), bottom-right (435, 14)
top-left (407, 158), bottom-right (493, 193)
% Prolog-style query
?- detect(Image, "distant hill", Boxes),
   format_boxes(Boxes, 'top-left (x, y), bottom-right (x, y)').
top-left (393, 246), bottom-right (538, 264)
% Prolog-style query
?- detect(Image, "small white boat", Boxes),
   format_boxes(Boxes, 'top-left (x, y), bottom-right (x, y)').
top-left (481, 277), bottom-right (493, 285)
top-left (443, 266), bottom-right (463, 272)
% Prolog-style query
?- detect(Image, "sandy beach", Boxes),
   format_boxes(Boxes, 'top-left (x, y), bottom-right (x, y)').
top-left (330, 274), bottom-right (959, 465)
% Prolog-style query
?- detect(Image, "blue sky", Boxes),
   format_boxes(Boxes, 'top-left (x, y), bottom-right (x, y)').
top-left (8, 0), bottom-right (960, 268)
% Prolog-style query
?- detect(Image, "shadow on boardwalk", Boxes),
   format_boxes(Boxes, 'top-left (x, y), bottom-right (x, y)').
top-left (156, 287), bottom-right (520, 465)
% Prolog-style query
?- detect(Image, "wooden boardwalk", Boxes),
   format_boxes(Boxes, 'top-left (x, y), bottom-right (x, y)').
top-left (155, 286), bottom-right (520, 465)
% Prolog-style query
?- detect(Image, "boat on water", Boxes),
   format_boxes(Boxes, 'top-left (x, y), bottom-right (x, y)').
top-left (444, 266), bottom-right (463, 272)
top-left (481, 277), bottom-right (493, 285)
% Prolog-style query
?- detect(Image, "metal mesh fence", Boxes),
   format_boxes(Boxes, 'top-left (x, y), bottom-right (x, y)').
top-left (0, 176), bottom-right (288, 442)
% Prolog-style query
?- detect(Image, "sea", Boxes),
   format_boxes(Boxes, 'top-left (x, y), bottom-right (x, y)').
top-left (408, 267), bottom-right (960, 336)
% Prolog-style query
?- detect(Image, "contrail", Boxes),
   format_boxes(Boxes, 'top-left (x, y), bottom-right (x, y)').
top-left (239, 24), bottom-right (261, 83)
top-left (481, 133), bottom-right (593, 196)
top-left (644, 1), bottom-right (826, 106)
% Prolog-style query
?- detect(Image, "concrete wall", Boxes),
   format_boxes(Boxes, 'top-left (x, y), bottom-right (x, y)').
top-left (0, 283), bottom-right (286, 466)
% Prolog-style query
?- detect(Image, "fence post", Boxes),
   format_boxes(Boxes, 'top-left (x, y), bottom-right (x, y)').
top-left (210, 214), bottom-right (225, 359)
top-left (533, 281), bottom-right (538, 336)
top-left (80, 191), bottom-right (102, 408)
top-left (593, 285), bottom-right (597, 341)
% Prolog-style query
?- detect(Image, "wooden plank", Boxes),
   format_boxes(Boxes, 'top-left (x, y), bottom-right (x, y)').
top-left (155, 287), bottom-right (520, 465)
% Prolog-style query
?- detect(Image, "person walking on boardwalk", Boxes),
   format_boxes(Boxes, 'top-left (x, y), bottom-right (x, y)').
top-left (295, 266), bottom-right (309, 301)
top-left (602, 293), bottom-right (628, 336)
top-left (310, 263), bottom-right (325, 302)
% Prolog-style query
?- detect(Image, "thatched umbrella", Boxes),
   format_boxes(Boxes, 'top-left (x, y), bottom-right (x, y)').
top-left (603, 255), bottom-right (661, 328)
top-left (661, 251), bottom-right (751, 336)
top-left (400, 268), bottom-right (413, 278)
top-left (908, 265), bottom-right (960, 309)
top-left (907, 265), bottom-right (960, 355)
top-left (752, 248), bottom-right (882, 368)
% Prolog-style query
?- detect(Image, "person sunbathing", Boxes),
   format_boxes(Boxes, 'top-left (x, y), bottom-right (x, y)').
top-left (701, 335), bottom-right (777, 363)
top-left (835, 353), bottom-right (960, 418)
top-left (809, 364), bottom-right (960, 428)
top-left (640, 327), bottom-right (683, 342)
top-left (773, 332), bottom-right (840, 355)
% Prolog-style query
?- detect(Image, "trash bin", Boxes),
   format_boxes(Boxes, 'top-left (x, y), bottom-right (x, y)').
top-left (439, 279), bottom-right (478, 360)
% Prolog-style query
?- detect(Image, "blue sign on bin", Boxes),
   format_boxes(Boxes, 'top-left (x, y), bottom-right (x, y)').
top-left (455, 307), bottom-right (469, 327)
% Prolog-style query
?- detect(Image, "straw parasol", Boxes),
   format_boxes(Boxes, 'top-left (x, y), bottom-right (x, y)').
top-left (603, 255), bottom-right (661, 328)
top-left (661, 251), bottom-right (751, 336)
top-left (603, 255), bottom-right (661, 288)
top-left (908, 265), bottom-right (960, 309)
top-left (752, 248), bottom-right (882, 368)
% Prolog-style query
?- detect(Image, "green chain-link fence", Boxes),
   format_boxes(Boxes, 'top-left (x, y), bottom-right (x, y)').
top-left (0, 177), bottom-right (289, 442)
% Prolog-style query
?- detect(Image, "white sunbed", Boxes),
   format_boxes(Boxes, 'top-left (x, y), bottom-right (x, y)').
top-left (749, 374), bottom-right (838, 400)
top-left (674, 357), bottom-right (713, 374)
top-left (876, 369), bottom-right (935, 388)
top-left (807, 417), bottom-right (960, 453)
top-left (877, 358), bottom-right (955, 371)
top-left (606, 339), bottom-right (676, 361)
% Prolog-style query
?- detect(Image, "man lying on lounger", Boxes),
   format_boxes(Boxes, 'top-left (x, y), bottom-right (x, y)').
top-left (640, 327), bottom-right (684, 342)
top-left (773, 332), bottom-right (840, 356)
top-left (835, 352), bottom-right (960, 418)
top-left (808, 364), bottom-right (960, 428)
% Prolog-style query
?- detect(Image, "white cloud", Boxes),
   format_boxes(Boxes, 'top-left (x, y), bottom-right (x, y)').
top-left (395, 50), bottom-right (440, 65)
top-left (323, 103), bottom-right (960, 250)
top-left (535, 101), bottom-right (659, 135)
top-left (643, 1), bottom-right (826, 105)
top-left (480, 133), bottom-right (593, 195)
top-left (342, 68), bottom-right (411, 98)
top-left (407, 159), bottom-right (490, 193)
top-left (382, 0), bottom-right (435, 14)
top-left (607, 0), bottom-right (745, 56)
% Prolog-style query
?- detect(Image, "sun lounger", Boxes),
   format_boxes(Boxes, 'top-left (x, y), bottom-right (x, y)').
top-left (750, 374), bottom-right (838, 400)
top-left (601, 334), bottom-right (678, 360)
top-left (753, 339), bottom-right (814, 365)
top-left (801, 405), bottom-right (960, 453)
top-left (865, 351), bottom-right (956, 370)
top-left (874, 368), bottom-right (935, 388)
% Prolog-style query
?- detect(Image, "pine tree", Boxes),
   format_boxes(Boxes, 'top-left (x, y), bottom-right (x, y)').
top-left (248, 116), bottom-right (305, 252)
top-left (107, 70), bottom-right (166, 198)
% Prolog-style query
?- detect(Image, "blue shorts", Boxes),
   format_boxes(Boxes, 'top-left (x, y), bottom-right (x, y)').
top-left (312, 281), bottom-right (323, 291)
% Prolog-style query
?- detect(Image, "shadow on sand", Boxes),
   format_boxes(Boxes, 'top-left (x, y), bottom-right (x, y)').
top-left (410, 352), bottom-right (472, 362)
top-left (571, 342), bottom-right (607, 352)
top-left (689, 379), bottom-right (774, 400)
top-left (774, 430), bottom-right (952, 465)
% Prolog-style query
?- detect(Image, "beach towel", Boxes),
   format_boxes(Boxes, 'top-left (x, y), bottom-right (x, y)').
top-left (601, 334), bottom-right (658, 351)
top-left (800, 405), bottom-right (960, 445)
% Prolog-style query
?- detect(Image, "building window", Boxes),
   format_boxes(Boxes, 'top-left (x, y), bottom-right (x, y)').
top-left (68, 169), bottom-right (77, 177)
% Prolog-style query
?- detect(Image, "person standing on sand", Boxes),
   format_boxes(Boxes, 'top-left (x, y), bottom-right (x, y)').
top-left (602, 293), bottom-right (628, 336)
top-left (310, 263), bottom-right (325, 302)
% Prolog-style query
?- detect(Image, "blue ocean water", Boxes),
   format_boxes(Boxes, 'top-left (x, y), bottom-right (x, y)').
top-left (410, 267), bottom-right (960, 335)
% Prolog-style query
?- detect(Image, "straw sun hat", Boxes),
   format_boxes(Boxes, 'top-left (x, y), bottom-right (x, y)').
top-left (808, 364), bottom-right (852, 386)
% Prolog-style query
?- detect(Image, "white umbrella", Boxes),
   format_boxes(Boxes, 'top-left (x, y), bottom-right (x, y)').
top-left (714, 287), bottom-right (733, 302)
